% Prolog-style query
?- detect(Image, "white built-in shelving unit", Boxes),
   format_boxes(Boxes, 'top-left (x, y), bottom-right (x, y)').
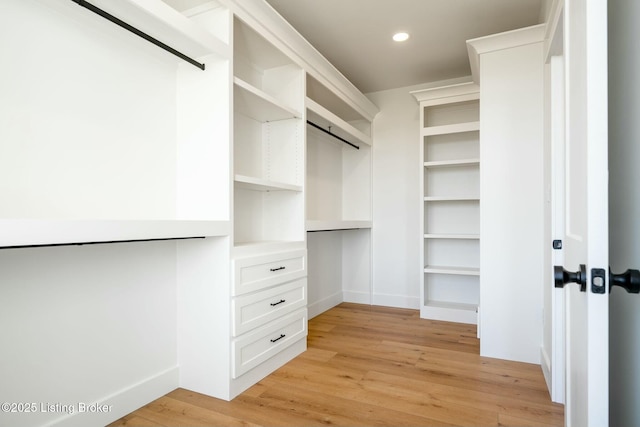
top-left (305, 75), bottom-right (377, 316)
top-left (232, 16), bottom-right (305, 250)
top-left (2, 0), bottom-right (379, 423)
top-left (226, 7), bottom-right (308, 400)
top-left (0, 0), bottom-right (232, 247)
top-left (411, 82), bottom-right (480, 324)
top-left (305, 76), bottom-right (373, 231)
top-left (1, 0), bottom-right (237, 423)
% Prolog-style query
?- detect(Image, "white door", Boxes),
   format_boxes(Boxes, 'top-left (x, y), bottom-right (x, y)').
top-left (559, 0), bottom-right (609, 425)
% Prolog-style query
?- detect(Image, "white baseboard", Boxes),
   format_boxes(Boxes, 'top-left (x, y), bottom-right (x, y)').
top-left (308, 291), bottom-right (343, 319)
top-left (342, 290), bottom-right (371, 305)
top-left (310, 290), bottom-right (421, 315)
top-left (229, 338), bottom-right (306, 399)
top-left (53, 367), bottom-right (178, 427)
top-left (372, 293), bottom-right (420, 309)
top-left (540, 346), bottom-right (552, 396)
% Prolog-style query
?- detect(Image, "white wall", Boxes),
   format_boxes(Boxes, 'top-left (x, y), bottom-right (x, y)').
top-left (307, 231), bottom-right (344, 317)
top-left (609, 0), bottom-right (640, 424)
top-left (0, 0), bottom-right (179, 221)
top-left (0, 242), bottom-right (179, 427)
top-left (478, 38), bottom-right (544, 364)
top-left (366, 78), bottom-right (469, 309)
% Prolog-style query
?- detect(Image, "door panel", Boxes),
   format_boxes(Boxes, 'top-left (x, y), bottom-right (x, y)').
top-left (562, 0), bottom-right (609, 425)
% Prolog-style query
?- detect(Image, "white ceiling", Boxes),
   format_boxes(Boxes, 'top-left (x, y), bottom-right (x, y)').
top-left (265, 0), bottom-right (546, 94)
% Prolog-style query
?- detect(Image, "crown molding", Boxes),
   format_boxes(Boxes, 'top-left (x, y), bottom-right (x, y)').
top-left (222, 0), bottom-right (379, 121)
top-left (466, 24), bottom-right (546, 84)
top-left (544, 0), bottom-right (564, 62)
top-left (410, 81), bottom-right (479, 105)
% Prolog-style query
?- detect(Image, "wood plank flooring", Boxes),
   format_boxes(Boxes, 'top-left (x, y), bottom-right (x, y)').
top-left (109, 303), bottom-right (564, 426)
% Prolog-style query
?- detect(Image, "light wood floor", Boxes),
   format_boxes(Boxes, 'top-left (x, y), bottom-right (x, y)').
top-left (110, 303), bottom-right (564, 426)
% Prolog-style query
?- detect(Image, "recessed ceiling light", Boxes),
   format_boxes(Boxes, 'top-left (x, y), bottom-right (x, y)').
top-left (393, 32), bottom-right (410, 42)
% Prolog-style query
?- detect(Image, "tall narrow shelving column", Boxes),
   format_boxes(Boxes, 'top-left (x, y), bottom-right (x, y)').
top-left (226, 13), bottom-right (308, 399)
top-left (305, 75), bottom-right (376, 316)
top-left (232, 17), bottom-right (305, 250)
top-left (411, 82), bottom-right (480, 324)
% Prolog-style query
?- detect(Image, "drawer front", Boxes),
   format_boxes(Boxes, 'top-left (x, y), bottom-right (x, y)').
top-left (232, 278), bottom-right (307, 336)
top-left (233, 250), bottom-right (306, 295)
top-left (232, 308), bottom-right (307, 379)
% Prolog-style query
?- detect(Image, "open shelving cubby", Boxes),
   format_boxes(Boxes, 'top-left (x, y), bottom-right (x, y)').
top-left (232, 16), bottom-right (305, 250)
top-left (411, 82), bottom-right (480, 324)
top-left (305, 76), bottom-right (372, 232)
top-left (0, 0), bottom-right (232, 248)
top-left (304, 74), bottom-right (376, 316)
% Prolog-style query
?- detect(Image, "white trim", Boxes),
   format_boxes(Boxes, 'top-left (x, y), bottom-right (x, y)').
top-left (421, 302), bottom-right (478, 325)
top-left (550, 54), bottom-right (566, 404)
top-left (410, 82), bottom-right (479, 104)
top-left (544, 0), bottom-right (565, 62)
top-left (222, 0), bottom-right (379, 121)
top-left (307, 291), bottom-right (343, 318)
top-left (371, 293), bottom-right (420, 310)
top-left (52, 367), bottom-right (178, 427)
top-left (467, 24), bottom-right (546, 83)
top-left (229, 338), bottom-right (306, 399)
top-left (342, 290), bottom-right (371, 305)
top-left (306, 220), bottom-right (372, 232)
top-left (541, 346), bottom-right (553, 395)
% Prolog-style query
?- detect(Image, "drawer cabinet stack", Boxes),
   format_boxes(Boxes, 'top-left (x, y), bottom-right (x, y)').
top-left (231, 249), bottom-right (308, 379)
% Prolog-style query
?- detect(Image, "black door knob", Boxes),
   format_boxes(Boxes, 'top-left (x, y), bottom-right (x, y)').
top-left (610, 269), bottom-right (640, 293)
top-left (554, 264), bottom-right (587, 292)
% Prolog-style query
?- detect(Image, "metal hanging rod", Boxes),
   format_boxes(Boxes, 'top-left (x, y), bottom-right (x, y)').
top-left (71, 0), bottom-right (206, 70)
top-left (306, 120), bottom-right (360, 150)
top-left (0, 236), bottom-right (205, 250)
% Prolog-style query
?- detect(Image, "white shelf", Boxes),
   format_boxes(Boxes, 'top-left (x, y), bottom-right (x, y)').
top-left (234, 175), bottom-right (302, 192)
top-left (424, 196), bottom-right (479, 202)
top-left (306, 220), bottom-right (372, 232)
top-left (233, 240), bottom-right (306, 258)
top-left (233, 16), bottom-right (293, 76)
top-left (424, 265), bottom-right (480, 276)
top-left (424, 159), bottom-right (480, 168)
top-left (424, 234), bottom-right (480, 239)
top-left (306, 98), bottom-right (372, 147)
top-left (234, 77), bottom-right (301, 122)
top-left (88, 0), bottom-right (230, 61)
top-left (0, 219), bottom-right (231, 248)
top-left (416, 88), bottom-right (481, 324)
top-left (421, 301), bottom-right (478, 325)
top-left (422, 121), bottom-right (480, 137)
top-left (232, 18), bottom-right (304, 248)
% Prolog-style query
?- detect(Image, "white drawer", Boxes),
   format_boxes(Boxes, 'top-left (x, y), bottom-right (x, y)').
top-left (232, 250), bottom-right (306, 295)
top-left (232, 278), bottom-right (307, 336)
top-left (232, 308), bottom-right (307, 379)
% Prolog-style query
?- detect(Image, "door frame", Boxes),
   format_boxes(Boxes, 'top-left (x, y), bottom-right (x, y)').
top-left (543, 0), bottom-right (566, 404)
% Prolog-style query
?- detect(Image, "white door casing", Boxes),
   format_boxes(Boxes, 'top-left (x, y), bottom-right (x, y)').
top-left (544, 1), bottom-right (566, 404)
top-left (549, 53), bottom-right (566, 404)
